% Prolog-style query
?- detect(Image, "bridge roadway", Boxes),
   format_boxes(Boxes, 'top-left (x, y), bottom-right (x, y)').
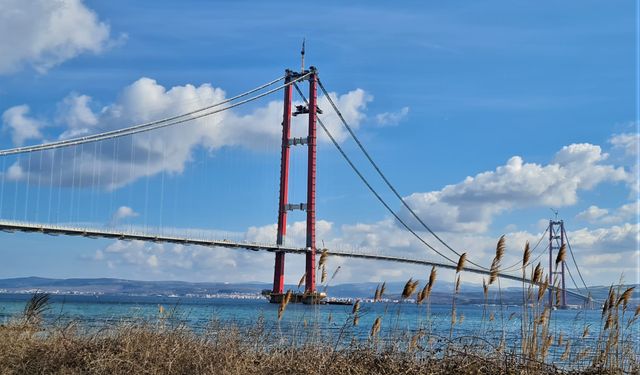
top-left (0, 220), bottom-right (593, 302)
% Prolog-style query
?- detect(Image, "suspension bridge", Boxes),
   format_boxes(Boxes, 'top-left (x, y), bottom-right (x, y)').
top-left (0, 64), bottom-right (595, 306)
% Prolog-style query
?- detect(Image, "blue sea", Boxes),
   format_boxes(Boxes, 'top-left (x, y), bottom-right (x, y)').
top-left (1, 293), bottom-right (638, 366)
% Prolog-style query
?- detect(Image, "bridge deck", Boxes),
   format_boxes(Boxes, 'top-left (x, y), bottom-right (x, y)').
top-left (0, 220), bottom-right (594, 302)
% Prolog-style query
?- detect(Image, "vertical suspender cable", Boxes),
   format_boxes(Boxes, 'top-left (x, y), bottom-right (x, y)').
top-left (48, 150), bottom-right (55, 224)
top-left (24, 152), bottom-right (32, 220)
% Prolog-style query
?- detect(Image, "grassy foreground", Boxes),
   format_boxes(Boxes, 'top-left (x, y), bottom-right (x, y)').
top-left (0, 295), bottom-right (636, 375)
top-left (0, 318), bottom-right (580, 375)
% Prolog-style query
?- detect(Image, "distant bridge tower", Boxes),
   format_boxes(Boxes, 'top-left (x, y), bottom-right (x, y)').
top-left (548, 219), bottom-right (567, 308)
top-left (271, 66), bottom-right (320, 303)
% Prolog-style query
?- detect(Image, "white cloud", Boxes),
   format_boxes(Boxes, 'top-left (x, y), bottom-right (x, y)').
top-left (576, 205), bottom-right (609, 223)
top-left (375, 106), bottom-right (409, 127)
top-left (5, 77), bottom-right (371, 190)
top-left (568, 223), bottom-right (638, 255)
top-left (57, 93), bottom-right (99, 138)
top-left (2, 105), bottom-right (44, 146)
top-left (576, 202), bottom-right (637, 225)
top-left (110, 206), bottom-right (138, 226)
top-left (0, 0), bottom-right (113, 74)
top-left (401, 144), bottom-right (628, 233)
top-left (609, 132), bottom-right (640, 196)
top-left (610, 132), bottom-right (639, 157)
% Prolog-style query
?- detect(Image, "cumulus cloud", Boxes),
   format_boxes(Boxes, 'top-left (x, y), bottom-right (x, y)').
top-left (400, 144), bottom-right (629, 233)
top-left (576, 202), bottom-right (637, 225)
top-left (110, 206), bottom-right (138, 226)
top-left (2, 105), bottom-right (44, 146)
top-left (375, 106), bottom-right (409, 127)
top-left (610, 132), bottom-right (639, 157)
top-left (576, 205), bottom-right (609, 223)
top-left (56, 93), bottom-right (99, 138)
top-left (5, 77), bottom-right (371, 190)
top-left (0, 0), bottom-right (114, 74)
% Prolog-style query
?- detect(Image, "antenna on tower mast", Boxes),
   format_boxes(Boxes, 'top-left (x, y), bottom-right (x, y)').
top-left (301, 38), bottom-right (306, 72)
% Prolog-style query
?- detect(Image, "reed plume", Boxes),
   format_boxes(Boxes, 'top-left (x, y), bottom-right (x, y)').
top-left (488, 235), bottom-right (506, 285)
top-left (352, 300), bottom-right (361, 315)
top-left (318, 249), bottom-right (328, 269)
top-left (538, 307), bottom-right (550, 325)
top-left (402, 278), bottom-right (419, 299)
top-left (488, 263), bottom-right (499, 285)
top-left (416, 287), bottom-right (426, 304)
top-left (608, 286), bottom-right (616, 309)
top-left (373, 285), bottom-right (381, 302)
top-left (321, 266), bottom-right (327, 284)
top-left (555, 243), bottom-right (566, 267)
top-left (277, 290), bottom-right (293, 320)
top-left (496, 235), bottom-right (506, 260)
top-left (616, 287), bottom-right (634, 309)
top-left (604, 312), bottom-right (614, 330)
top-left (456, 253), bottom-right (467, 273)
top-left (426, 267), bottom-right (436, 297)
top-left (533, 262), bottom-right (543, 284)
top-left (379, 282), bottom-right (387, 299)
top-left (537, 279), bottom-right (549, 302)
top-left (370, 316), bottom-right (381, 338)
top-left (522, 241), bottom-right (531, 269)
top-left (297, 273), bottom-right (306, 289)
top-left (602, 300), bottom-right (610, 319)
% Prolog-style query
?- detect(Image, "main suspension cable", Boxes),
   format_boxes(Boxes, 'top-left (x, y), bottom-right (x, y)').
top-left (500, 226), bottom-right (549, 272)
top-left (293, 83), bottom-right (458, 266)
top-left (0, 74), bottom-right (306, 156)
top-left (317, 78), bottom-right (489, 270)
top-left (564, 227), bottom-right (590, 293)
top-left (564, 260), bottom-right (584, 295)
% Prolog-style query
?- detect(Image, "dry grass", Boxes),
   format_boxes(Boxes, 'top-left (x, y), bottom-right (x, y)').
top-left (1, 312), bottom-right (632, 375)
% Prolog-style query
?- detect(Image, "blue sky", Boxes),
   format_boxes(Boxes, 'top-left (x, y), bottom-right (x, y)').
top-left (0, 0), bottom-right (637, 287)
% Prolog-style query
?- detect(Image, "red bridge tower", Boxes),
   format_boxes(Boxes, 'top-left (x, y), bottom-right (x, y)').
top-left (270, 67), bottom-right (322, 304)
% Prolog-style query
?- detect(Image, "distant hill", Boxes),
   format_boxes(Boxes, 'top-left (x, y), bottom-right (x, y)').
top-left (0, 277), bottom-right (636, 306)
